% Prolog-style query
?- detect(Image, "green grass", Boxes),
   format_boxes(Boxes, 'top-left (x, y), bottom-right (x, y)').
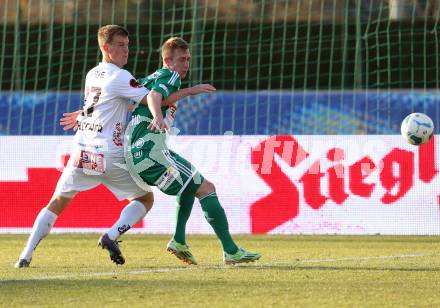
top-left (1, 234), bottom-right (439, 307)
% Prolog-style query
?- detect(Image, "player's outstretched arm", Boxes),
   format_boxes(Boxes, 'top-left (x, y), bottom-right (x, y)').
top-left (162, 84), bottom-right (216, 106)
top-left (142, 90), bottom-right (168, 132)
top-left (59, 110), bottom-right (81, 131)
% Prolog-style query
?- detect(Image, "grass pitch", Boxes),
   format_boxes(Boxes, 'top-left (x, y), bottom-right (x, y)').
top-left (1, 234), bottom-right (439, 307)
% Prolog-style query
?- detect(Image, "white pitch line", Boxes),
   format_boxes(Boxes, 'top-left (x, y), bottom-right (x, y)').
top-left (4, 266), bottom-right (226, 281)
top-left (14, 267), bottom-right (196, 281)
top-left (2, 252), bottom-right (437, 281)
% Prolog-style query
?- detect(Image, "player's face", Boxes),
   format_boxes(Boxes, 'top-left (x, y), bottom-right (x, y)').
top-left (168, 48), bottom-right (191, 79)
top-left (106, 35), bottom-right (129, 68)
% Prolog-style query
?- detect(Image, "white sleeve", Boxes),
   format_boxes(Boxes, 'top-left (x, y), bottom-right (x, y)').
top-left (113, 70), bottom-right (149, 103)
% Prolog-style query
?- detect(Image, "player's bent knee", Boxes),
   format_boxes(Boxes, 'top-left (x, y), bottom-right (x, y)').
top-left (195, 180), bottom-right (216, 199)
top-left (134, 192), bottom-right (154, 212)
top-left (46, 195), bottom-right (73, 215)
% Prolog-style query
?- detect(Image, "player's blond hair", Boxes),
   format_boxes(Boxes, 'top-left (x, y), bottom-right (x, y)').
top-left (97, 25), bottom-right (129, 49)
top-left (161, 37), bottom-right (189, 59)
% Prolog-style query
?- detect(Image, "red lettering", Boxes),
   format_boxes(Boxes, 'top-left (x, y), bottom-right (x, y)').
top-left (419, 137), bottom-right (437, 183)
top-left (250, 136), bottom-right (308, 234)
top-left (327, 148), bottom-right (348, 204)
top-left (250, 135), bottom-right (437, 234)
top-left (300, 161), bottom-right (327, 209)
top-left (349, 156), bottom-right (376, 197)
top-left (380, 148), bottom-right (414, 203)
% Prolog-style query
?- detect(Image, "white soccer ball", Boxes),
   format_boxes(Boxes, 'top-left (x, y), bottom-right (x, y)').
top-left (401, 113), bottom-right (434, 145)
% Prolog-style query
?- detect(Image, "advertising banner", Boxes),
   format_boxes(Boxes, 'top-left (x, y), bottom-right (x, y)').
top-left (1, 135), bottom-right (439, 235)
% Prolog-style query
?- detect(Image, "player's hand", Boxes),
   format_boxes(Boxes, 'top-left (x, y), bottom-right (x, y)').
top-left (187, 84), bottom-right (216, 95)
top-left (169, 102), bottom-right (177, 112)
top-left (60, 110), bottom-right (81, 131)
top-left (148, 116), bottom-right (169, 133)
top-left (166, 103), bottom-right (178, 121)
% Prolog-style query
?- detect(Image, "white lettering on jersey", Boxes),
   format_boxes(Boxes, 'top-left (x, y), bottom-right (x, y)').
top-left (95, 70), bottom-right (106, 78)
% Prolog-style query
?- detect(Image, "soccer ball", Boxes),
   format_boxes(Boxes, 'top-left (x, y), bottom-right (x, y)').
top-left (401, 113), bottom-right (434, 145)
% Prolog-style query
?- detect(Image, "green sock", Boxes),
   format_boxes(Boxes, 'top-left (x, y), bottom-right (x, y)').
top-left (200, 192), bottom-right (238, 254)
top-left (172, 192), bottom-right (194, 245)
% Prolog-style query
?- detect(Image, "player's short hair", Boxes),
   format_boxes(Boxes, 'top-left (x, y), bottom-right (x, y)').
top-left (97, 25), bottom-right (129, 48)
top-left (161, 37), bottom-right (189, 59)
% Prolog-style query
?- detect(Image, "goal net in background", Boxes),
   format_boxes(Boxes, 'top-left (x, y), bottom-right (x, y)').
top-left (0, 0), bottom-right (439, 135)
top-left (1, 0), bottom-right (440, 235)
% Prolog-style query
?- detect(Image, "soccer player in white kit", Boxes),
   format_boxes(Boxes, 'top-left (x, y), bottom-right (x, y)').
top-left (14, 25), bottom-right (168, 268)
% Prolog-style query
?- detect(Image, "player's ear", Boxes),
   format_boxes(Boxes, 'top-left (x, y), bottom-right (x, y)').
top-left (163, 56), bottom-right (173, 67)
top-left (102, 42), bottom-right (110, 53)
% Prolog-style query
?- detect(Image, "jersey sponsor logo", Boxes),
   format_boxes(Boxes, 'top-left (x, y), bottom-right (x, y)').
top-left (155, 166), bottom-right (180, 191)
top-left (133, 150), bottom-right (143, 158)
top-left (112, 122), bottom-right (123, 147)
top-left (77, 142), bottom-right (104, 150)
top-left (73, 150), bottom-right (106, 173)
top-left (130, 114), bottom-right (142, 126)
top-left (130, 79), bottom-right (143, 88)
top-left (134, 138), bottom-right (145, 148)
top-left (76, 118), bottom-right (103, 133)
top-left (159, 84), bottom-right (170, 95)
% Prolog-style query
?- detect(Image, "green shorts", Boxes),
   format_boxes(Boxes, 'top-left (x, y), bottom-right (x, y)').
top-left (126, 135), bottom-right (204, 196)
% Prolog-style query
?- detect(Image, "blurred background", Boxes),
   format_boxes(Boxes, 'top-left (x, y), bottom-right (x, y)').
top-left (1, 0), bottom-right (440, 135)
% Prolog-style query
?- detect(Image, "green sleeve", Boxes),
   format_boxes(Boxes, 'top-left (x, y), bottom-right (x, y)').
top-left (151, 73), bottom-right (181, 99)
top-left (137, 77), bottom-right (148, 85)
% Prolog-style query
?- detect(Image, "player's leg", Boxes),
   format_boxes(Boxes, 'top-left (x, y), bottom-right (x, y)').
top-left (143, 150), bottom-right (235, 255)
top-left (98, 159), bottom-right (154, 265)
top-left (138, 149), bottom-right (259, 265)
top-left (105, 193), bottom-right (153, 241)
top-left (128, 148), bottom-right (199, 265)
top-left (194, 180), bottom-right (238, 254)
top-left (14, 159), bottom-right (98, 268)
top-left (172, 192), bottom-right (194, 245)
top-left (15, 195), bottom-right (73, 268)
top-left (166, 192), bottom-right (197, 265)
top-left (195, 180), bottom-right (261, 264)
top-left (98, 192), bottom-right (153, 265)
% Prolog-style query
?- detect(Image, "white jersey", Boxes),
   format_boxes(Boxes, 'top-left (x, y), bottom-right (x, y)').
top-left (74, 62), bottom-right (148, 158)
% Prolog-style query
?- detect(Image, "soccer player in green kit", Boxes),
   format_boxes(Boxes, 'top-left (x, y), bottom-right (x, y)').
top-left (125, 37), bottom-right (261, 265)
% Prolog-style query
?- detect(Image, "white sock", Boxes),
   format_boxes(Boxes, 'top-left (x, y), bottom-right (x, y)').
top-left (19, 208), bottom-right (58, 261)
top-left (107, 201), bottom-right (148, 240)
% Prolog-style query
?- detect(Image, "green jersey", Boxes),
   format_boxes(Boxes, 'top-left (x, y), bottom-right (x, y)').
top-left (134, 68), bottom-right (181, 121)
top-left (125, 68), bottom-right (203, 196)
top-left (129, 68), bottom-right (181, 144)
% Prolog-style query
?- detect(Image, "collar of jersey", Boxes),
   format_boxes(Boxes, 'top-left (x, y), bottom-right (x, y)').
top-left (100, 62), bottom-right (121, 70)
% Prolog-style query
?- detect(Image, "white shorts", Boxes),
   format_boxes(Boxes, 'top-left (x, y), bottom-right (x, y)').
top-left (54, 155), bottom-right (151, 201)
